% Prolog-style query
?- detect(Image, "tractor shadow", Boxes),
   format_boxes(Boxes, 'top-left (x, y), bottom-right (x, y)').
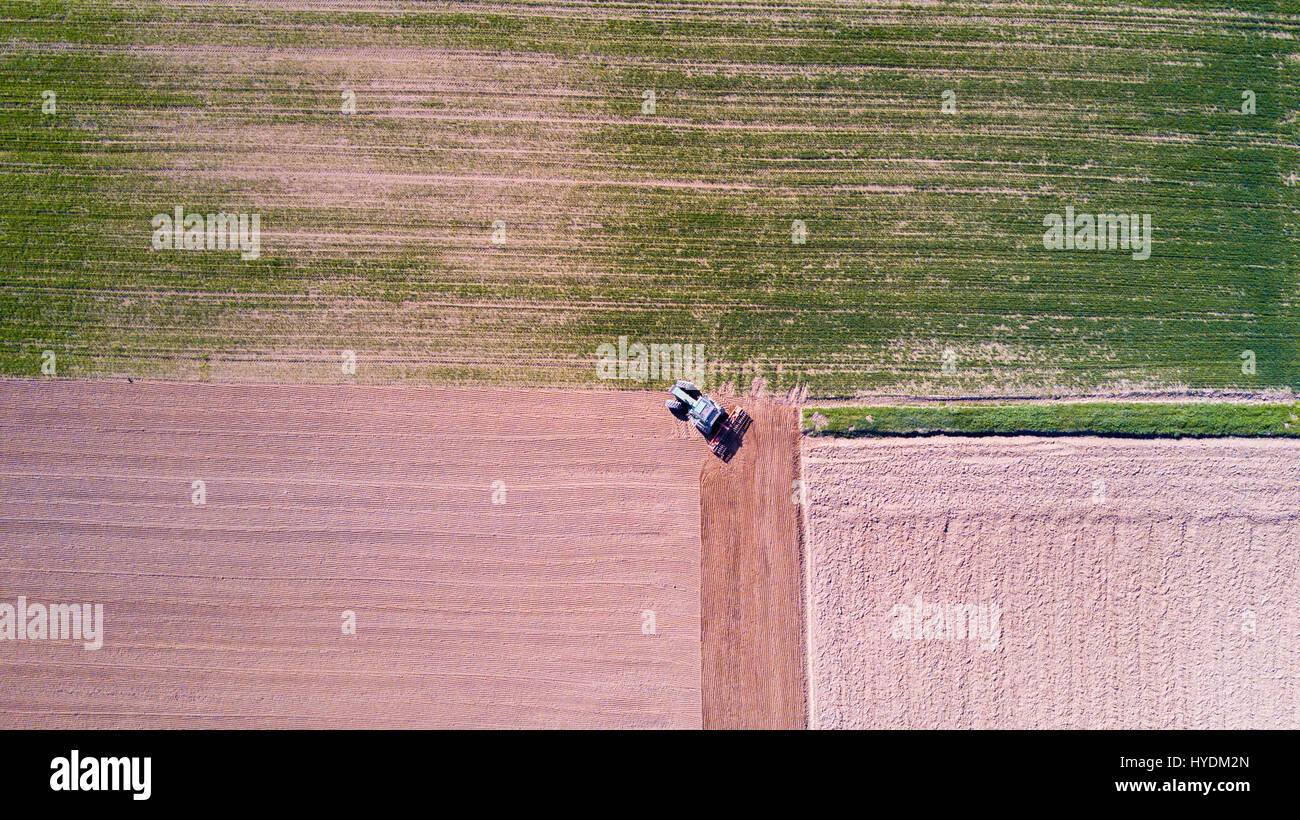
top-left (712, 409), bottom-right (753, 463)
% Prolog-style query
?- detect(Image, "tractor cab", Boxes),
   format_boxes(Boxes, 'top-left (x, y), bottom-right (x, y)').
top-left (688, 394), bottom-right (725, 437)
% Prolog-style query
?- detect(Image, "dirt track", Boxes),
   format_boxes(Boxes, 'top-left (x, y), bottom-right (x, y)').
top-left (700, 400), bottom-right (806, 729)
top-left (0, 380), bottom-right (701, 728)
top-left (804, 436), bottom-right (1300, 729)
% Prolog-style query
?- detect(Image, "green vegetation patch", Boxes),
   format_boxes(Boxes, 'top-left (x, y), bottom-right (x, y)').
top-left (804, 403), bottom-right (1300, 438)
top-left (1, 2), bottom-right (1296, 391)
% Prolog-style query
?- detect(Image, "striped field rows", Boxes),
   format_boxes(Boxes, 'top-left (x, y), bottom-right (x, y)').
top-left (1, 0), bottom-right (1297, 396)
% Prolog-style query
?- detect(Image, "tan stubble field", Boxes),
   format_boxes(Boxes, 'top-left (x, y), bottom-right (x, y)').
top-left (804, 435), bottom-right (1300, 729)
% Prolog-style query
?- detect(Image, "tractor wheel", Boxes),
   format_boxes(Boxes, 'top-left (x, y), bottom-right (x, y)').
top-left (665, 398), bottom-right (688, 420)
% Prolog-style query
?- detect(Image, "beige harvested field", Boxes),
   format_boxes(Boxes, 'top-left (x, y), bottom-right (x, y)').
top-left (0, 380), bottom-right (701, 729)
top-left (804, 436), bottom-right (1300, 729)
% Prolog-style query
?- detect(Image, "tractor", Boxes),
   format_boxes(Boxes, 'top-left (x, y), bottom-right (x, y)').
top-left (665, 381), bottom-right (751, 458)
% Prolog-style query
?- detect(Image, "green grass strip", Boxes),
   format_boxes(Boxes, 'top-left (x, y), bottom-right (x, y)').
top-left (804, 403), bottom-right (1300, 438)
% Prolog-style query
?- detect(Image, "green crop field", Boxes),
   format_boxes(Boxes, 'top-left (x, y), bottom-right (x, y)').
top-left (804, 401), bottom-right (1300, 437)
top-left (1, 0), bottom-right (1297, 395)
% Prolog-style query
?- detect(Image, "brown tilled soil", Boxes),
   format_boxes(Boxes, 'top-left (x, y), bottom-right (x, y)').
top-left (0, 380), bottom-right (701, 729)
top-left (700, 400), bottom-right (807, 729)
top-left (804, 436), bottom-right (1300, 729)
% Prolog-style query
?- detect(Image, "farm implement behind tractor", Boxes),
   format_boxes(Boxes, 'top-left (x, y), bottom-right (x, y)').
top-left (665, 381), bottom-right (752, 460)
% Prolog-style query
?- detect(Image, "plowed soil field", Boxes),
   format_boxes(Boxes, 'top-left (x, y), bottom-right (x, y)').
top-left (0, 380), bottom-right (702, 728)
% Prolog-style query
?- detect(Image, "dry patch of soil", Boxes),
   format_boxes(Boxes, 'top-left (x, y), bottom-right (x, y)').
top-left (804, 436), bottom-right (1300, 729)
